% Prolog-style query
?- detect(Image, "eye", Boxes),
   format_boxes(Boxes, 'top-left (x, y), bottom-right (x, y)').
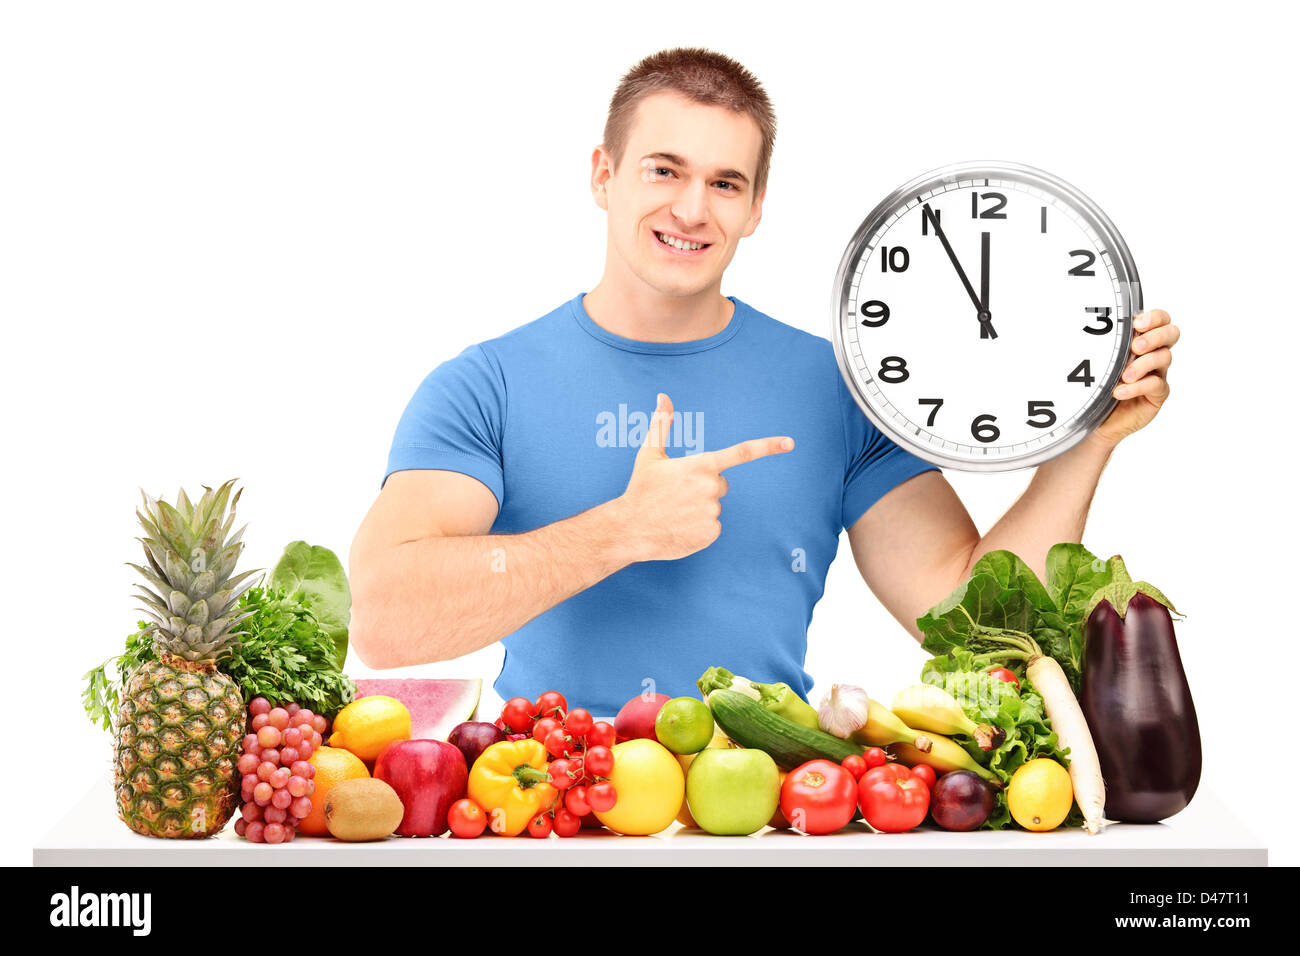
top-left (655, 167), bottom-right (674, 178)
top-left (715, 181), bottom-right (738, 192)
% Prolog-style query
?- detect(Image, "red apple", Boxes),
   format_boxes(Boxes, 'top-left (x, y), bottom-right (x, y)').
top-left (613, 693), bottom-right (671, 743)
top-left (374, 739), bottom-right (467, 836)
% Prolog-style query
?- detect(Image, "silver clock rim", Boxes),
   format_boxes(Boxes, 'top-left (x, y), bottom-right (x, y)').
top-left (830, 160), bottom-right (1142, 473)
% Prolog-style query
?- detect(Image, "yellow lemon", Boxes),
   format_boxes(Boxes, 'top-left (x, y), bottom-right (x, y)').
top-left (1007, 758), bottom-right (1073, 832)
top-left (594, 739), bottom-right (684, 835)
top-left (328, 696), bottom-right (411, 762)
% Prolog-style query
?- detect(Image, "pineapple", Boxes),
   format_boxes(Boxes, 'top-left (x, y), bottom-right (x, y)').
top-left (114, 480), bottom-right (258, 838)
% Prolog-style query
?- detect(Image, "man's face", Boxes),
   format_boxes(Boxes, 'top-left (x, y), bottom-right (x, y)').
top-left (592, 92), bottom-right (764, 299)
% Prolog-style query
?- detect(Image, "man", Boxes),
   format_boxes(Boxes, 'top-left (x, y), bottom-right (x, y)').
top-left (348, 48), bottom-right (1179, 716)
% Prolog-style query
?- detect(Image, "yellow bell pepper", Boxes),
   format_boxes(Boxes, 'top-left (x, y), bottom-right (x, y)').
top-left (467, 739), bottom-right (557, 837)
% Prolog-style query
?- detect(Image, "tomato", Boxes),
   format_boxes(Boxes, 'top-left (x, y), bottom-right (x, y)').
top-left (587, 721), bottom-right (617, 749)
top-left (857, 764), bottom-right (930, 833)
top-left (527, 812), bottom-right (553, 838)
top-left (549, 758), bottom-right (574, 790)
top-left (986, 667), bottom-right (1020, 689)
top-left (535, 691), bottom-right (568, 720)
top-left (780, 759), bottom-right (858, 835)
top-left (584, 746), bottom-right (614, 778)
top-left (565, 785), bottom-right (592, 817)
top-left (910, 764), bottom-right (938, 789)
top-left (863, 747), bottom-right (888, 769)
top-left (552, 807), bottom-right (582, 837)
top-left (565, 708), bottom-right (594, 737)
top-left (446, 798), bottom-right (487, 839)
top-left (502, 697), bottom-right (537, 734)
top-left (840, 754), bottom-right (868, 781)
top-left (532, 717), bottom-right (562, 744)
top-left (587, 781), bottom-right (618, 813)
top-left (544, 727), bottom-right (573, 758)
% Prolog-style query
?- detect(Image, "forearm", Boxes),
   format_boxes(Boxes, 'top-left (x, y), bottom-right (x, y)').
top-left (962, 432), bottom-right (1116, 581)
top-left (350, 498), bottom-right (641, 667)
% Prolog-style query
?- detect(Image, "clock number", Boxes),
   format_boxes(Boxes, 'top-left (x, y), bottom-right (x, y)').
top-left (921, 207), bottom-right (940, 235)
top-left (879, 246), bottom-right (910, 272)
top-left (1068, 249), bottom-right (1097, 276)
top-left (918, 398), bottom-right (943, 427)
top-left (1067, 359), bottom-right (1096, 387)
top-left (879, 356), bottom-right (909, 384)
top-left (1027, 401), bottom-right (1057, 428)
top-left (859, 299), bottom-right (890, 327)
top-left (1084, 306), bottom-right (1113, 335)
top-left (971, 414), bottom-right (1000, 443)
top-left (971, 192), bottom-right (1008, 219)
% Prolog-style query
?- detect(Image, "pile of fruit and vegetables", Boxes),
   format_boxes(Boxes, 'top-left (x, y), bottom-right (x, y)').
top-left (82, 481), bottom-right (1202, 843)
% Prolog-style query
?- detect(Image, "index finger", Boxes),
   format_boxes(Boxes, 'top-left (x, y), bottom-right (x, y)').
top-left (700, 436), bottom-right (795, 472)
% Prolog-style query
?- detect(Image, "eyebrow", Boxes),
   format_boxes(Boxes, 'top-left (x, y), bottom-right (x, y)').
top-left (642, 152), bottom-right (751, 187)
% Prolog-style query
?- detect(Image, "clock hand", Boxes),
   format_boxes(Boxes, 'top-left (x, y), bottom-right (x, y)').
top-left (979, 231), bottom-right (996, 340)
top-left (923, 204), bottom-right (997, 339)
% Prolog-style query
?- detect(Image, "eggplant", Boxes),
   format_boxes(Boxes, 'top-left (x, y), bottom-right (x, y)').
top-left (1080, 588), bottom-right (1200, 823)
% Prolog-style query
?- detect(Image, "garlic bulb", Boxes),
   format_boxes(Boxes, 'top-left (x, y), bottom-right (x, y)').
top-left (818, 683), bottom-right (871, 739)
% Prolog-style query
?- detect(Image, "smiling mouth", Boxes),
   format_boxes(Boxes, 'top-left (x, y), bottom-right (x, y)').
top-left (655, 231), bottom-right (710, 252)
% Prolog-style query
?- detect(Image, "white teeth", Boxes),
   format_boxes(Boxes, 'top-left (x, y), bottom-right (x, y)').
top-left (657, 232), bottom-right (704, 251)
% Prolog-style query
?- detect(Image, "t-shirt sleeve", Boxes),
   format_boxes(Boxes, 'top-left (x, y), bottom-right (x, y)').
top-left (384, 344), bottom-right (507, 507)
top-left (838, 374), bottom-right (940, 530)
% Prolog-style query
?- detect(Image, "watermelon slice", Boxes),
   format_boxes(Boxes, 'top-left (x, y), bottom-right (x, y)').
top-left (353, 679), bottom-right (482, 742)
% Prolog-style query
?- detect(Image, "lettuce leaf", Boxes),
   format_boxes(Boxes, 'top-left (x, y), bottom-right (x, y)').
top-left (922, 666), bottom-right (1082, 830)
top-left (269, 541), bottom-right (351, 669)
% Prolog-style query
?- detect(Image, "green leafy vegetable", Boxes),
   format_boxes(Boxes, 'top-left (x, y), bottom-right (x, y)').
top-left (269, 541), bottom-right (351, 669)
top-left (920, 662), bottom-right (1081, 829)
top-left (83, 585), bottom-right (355, 731)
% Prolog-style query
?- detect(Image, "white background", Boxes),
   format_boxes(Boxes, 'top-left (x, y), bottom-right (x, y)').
top-left (3, 1), bottom-right (1295, 866)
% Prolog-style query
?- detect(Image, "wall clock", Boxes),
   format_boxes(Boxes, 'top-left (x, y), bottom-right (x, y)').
top-left (831, 161), bottom-right (1140, 472)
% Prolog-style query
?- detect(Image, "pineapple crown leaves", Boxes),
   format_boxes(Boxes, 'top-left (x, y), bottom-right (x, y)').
top-left (130, 479), bottom-right (261, 661)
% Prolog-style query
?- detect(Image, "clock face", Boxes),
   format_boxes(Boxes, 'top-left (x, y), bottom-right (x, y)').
top-left (832, 162), bottom-right (1141, 472)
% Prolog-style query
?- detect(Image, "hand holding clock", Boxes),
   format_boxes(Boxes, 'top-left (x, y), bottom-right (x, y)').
top-left (1092, 308), bottom-right (1179, 447)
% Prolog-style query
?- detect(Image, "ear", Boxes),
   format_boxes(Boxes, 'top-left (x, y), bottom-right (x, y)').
top-left (741, 186), bottom-right (766, 238)
top-left (590, 146), bottom-right (613, 211)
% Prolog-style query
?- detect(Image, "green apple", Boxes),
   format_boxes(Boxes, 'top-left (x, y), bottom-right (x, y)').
top-left (684, 748), bottom-right (780, 835)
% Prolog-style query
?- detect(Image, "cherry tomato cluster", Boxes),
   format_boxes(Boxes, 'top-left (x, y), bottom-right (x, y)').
top-left (470, 690), bottom-right (621, 839)
top-left (839, 747), bottom-right (941, 833)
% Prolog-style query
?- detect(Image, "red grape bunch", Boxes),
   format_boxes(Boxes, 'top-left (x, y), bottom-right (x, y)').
top-left (234, 697), bottom-right (326, 844)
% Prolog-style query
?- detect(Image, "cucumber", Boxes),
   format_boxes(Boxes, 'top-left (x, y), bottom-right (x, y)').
top-left (707, 689), bottom-right (863, 770)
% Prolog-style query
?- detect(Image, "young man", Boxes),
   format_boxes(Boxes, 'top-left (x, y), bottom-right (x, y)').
top-left (348, 48), bottom-right (1179, 716)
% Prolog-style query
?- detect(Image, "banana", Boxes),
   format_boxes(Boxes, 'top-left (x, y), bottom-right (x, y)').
top-left (890, 737), bottom-right (1001, 786)
top-left (851, 699), bottom-right (934, 753)
top-left (891, 684), bottom-right (1006, 751)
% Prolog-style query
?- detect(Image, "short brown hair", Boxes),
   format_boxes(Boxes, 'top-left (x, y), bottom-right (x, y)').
top-left (602, 47), bottom-right (777, 198)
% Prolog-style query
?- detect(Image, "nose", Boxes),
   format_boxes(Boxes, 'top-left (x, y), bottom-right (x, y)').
top-left (670, 177), bottom-right (710, 228)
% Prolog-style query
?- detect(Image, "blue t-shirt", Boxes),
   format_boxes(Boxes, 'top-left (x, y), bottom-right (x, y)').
top-left (386, 293), bottom-right (938, 715)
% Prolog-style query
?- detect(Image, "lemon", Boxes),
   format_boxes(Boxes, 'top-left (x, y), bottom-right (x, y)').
top-left (654, 697), bottom-right (715, 755)
top-left (328, 696), bottom-right (412, 762)
top-left (1007, 758), bottom-right (1073, 832)
top-left (593, 739), bottom-right (685, 835)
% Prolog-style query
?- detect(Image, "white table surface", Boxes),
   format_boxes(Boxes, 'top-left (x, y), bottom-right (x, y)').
top-left (35, 776), bottom-right (1267, 866)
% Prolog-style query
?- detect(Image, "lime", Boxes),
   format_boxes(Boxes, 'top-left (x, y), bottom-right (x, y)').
top-left (654, 697), bottom-right (715, 755)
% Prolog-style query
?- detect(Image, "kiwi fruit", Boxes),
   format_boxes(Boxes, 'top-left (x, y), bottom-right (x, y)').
top-left (324, 778), bottom-right (405, 841)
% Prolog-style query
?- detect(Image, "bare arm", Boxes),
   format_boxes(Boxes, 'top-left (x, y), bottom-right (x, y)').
top-left (348, 470), bottom-right (642, 668)
top-left (847, 436), bottom-right (1112, 643)
top-left (349, 393), bottom-right (792, 669)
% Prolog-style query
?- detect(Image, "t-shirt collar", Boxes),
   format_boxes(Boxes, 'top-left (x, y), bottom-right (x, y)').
top-left (568, 292), bottom-right (747, 355)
